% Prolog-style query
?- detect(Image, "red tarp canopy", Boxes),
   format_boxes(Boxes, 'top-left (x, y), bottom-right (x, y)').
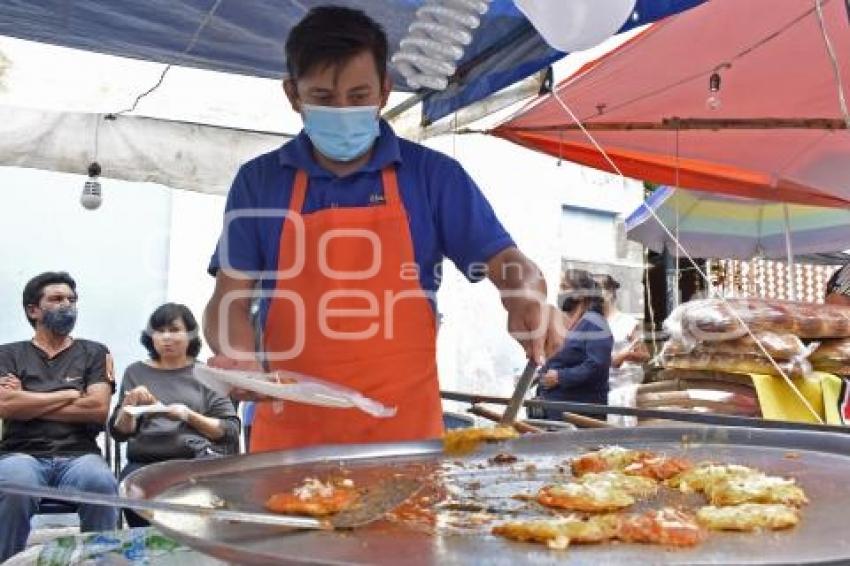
top-left (493, 0), bottom-right (850, 208)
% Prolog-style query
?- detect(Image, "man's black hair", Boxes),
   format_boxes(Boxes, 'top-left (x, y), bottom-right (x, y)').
top-left (140, 303), bottom-right (202, 361)
top-left (22, 271), bottom-right (77, 328)
top-left (285, 6), bottom-right (389, 82)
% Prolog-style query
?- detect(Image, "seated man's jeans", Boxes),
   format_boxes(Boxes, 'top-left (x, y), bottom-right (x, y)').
top-left (0, 453), bottom-right (118, 561)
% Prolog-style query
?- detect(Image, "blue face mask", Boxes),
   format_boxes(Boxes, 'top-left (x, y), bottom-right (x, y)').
top-left (302, 104), bottom-right (380, 162)
top-left (41, 305), bottom-right (77, 336)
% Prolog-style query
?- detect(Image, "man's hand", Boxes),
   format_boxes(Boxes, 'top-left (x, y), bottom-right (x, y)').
top-left (540, 369), bottom-right (559, 389)
top-left (0, 374), bottom-right (22, 391)
top-left (486, 247), bottom-right (550, 365)
top-left (543, 305), bottom-right (568, 359)
top-left (122, 385), bottom-right (157, 407)
top-left (505, 293), bottom-right (547, 365)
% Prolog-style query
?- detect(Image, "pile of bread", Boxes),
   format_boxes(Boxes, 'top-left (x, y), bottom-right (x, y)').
top-left (630, 299), bottom-right (850, 419)
top-left (661, 298), bottom-right (850, 378)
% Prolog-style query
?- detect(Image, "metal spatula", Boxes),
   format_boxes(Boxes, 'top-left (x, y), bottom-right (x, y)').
top-left (0, 476), bottom-right (421, 530)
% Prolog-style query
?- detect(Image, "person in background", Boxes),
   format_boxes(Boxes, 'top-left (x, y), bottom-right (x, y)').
top-left (599, 275), bottom-right (650, 389)
top-left (536, 269), bottom-right (613, 421)
top-left (825, 264), bottom-right (850, 306)
top-left (0, 272), bottom-right (117, 562)
top-left (109, 303), bottom-right (240, 527)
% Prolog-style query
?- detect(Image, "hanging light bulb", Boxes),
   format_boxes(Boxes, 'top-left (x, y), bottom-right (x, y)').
top-left (392, 0), bottom-right (492, 91)
top-left (706, 71), bottom-right (722, 111)
top-left (80, 162), bottom-right (103, 210)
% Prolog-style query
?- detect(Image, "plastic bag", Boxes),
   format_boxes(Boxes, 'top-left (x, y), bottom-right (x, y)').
top-left (664, 298), bottom-right (850, 345)
top-left (192, 364), bottom-right (397, 418)
top-left (662, 331), bottom-right (809, 361)
top-left (661, 350), bottom-right (812, 379)
top-left (810, 338), bottom-right (850, 375)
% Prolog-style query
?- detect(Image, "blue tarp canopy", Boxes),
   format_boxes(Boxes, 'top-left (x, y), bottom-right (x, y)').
top-left (0, 0), bottom-right (703, 123)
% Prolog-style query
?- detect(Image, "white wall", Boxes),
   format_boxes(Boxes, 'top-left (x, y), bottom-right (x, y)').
top-left (0, 166), bottom-right (171, 380)
top-left (165, 188), bottom-right (225, 361)
top-left (424, 133), bottom-right (565, 400)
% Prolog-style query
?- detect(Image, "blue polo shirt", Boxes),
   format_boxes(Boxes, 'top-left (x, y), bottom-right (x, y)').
top-left (208, 120), bottom-right (515, 327)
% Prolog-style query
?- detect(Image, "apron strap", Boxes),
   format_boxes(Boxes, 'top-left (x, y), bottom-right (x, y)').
top-left (290, 169), bottom-right (309, 214)
top-left (381, 166), bottom-right (401, 206)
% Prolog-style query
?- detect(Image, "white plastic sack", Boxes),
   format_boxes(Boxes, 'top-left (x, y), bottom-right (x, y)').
top-left (514, 0), bottom-right (637, 52)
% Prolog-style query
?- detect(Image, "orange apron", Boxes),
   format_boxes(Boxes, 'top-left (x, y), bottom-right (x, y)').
top-left (251, 167), bottom-right (444, 452)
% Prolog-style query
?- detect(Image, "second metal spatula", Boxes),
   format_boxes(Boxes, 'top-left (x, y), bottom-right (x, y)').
top-left (0, 476), bottom-right (421, 530)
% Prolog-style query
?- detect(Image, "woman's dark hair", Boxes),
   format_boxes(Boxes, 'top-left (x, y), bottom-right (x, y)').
top-left (560, 269), bottom-right (605, 316)
top-left (140, 303), bottom-right (202, 361)
top-left (22, 271), bottom-right (77, 328)
top-left (285, 6), bottom-right (389, 82)
top-left (598, 274), bottom-right (620, 298)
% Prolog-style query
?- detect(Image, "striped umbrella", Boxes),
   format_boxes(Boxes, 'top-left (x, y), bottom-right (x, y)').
top-left (626, 186), bottom-right (850, 260)
top-left (626, 186), bottom-right (850, 300)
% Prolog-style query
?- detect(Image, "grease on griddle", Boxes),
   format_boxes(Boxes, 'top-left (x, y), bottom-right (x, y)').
top-left (489, 452), bottom-right (519, 465)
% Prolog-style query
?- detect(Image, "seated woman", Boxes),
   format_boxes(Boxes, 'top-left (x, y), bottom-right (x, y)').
top-left (826, 264), bottom-right (850, 306)
top-left (109, 303), bottom-right (240, 527)
top-left (537, 269), bottom-right (613, 422)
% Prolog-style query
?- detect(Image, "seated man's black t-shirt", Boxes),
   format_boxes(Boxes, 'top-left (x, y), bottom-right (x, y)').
top-left (0, 339), bottom-right (114, 457)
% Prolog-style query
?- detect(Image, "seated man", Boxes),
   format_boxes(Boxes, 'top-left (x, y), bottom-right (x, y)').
top-left (0, 272), bottom-right (118, 562)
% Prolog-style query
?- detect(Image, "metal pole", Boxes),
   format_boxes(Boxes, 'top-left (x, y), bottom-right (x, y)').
top-left (783, 203), bottom-right (796, 300)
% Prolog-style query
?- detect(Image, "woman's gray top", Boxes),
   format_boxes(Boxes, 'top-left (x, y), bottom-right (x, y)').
top-left (109, 361), bottom-right (240, 462)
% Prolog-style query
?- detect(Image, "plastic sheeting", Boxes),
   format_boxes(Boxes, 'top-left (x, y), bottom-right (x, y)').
top-left (0, 105), bottom-right (286, 194)
top-left (0, 0), bottom-right (703, 124)
top-left (493, 0), bottom-right (850, 207)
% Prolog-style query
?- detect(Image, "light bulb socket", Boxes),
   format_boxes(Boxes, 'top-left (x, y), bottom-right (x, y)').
top-left (709, 72), bottom-right (721, 93)
top-left (87, 161), bottom-right (102, 178)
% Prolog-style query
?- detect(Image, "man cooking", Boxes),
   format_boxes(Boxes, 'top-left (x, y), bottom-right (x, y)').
top-left (204, 6), bottom-right (557, 452)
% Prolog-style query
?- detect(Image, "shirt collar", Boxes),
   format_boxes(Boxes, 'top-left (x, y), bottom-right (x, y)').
top-left (277, 119), bottom-right (402, 178)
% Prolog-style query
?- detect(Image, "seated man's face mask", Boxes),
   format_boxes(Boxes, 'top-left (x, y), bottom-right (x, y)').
top-left (302, 104), bottom-right (380, 162)
top-left (41, 305), bottom-right (78, 336)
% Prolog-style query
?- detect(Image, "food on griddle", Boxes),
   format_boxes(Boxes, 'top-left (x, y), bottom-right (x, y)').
top-left (265, 477), bottom-right (358, 517)
top-left (492, 514), bottom-right (620, 550)
top-left (537, 471), bottom-right (657, 512)
top-left (696, 503), bottom-right (800, 531)
top-left (706, 474), bottom-right (808, 507)
top-left (666, 463), bottom-right (761, 493)
top-left (622, 455), bottom-right (692, 481)
top-left (488, 452), bottom-right (519, 465)
top-left (570, 445), bottom-right (650, 476)
top-left (667, 461), bottom-right (808, 508)
top-left (494, 508), bottom-right (705, 550)
top-left (442, 426), bottom-right (519, 455)
top-left (571, 446), bottom-right (691, 481)
top-left (617, 508), bottom-right (706, 547)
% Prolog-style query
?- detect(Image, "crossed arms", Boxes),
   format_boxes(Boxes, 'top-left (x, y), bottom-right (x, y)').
top-left (0, 375), bottom-right (111, 424)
